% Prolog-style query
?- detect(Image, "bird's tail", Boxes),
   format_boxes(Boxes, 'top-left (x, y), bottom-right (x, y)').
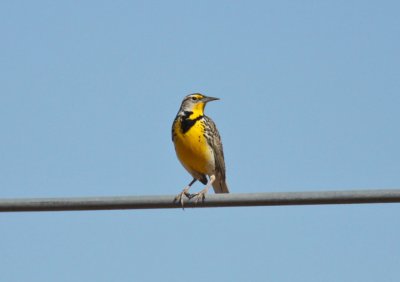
top-left (212, 177), bottom-right (229, 193)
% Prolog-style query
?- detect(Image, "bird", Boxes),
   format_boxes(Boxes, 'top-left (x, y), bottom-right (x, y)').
top-left (172, 93), bottom-right (229, 206)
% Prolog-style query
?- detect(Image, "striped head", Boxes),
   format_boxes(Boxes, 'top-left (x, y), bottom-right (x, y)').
top-left (178, 93), bottom-right (219, 118)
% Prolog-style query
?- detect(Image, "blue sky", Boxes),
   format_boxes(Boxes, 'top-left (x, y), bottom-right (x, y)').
top-left (1, 1), bottom-right (399, 281)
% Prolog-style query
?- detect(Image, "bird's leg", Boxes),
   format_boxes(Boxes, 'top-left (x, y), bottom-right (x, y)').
top-left (190, 175), bottom-right (216, 204)
top-left (174, 178), bottom-right (197, 207)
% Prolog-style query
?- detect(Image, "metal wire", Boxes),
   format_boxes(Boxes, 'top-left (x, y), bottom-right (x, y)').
top-left (0, 189), bottom-right (399, 212)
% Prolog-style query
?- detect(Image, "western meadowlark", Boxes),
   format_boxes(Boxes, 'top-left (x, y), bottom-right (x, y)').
top-left (172, 93), bottom-right (229, 205)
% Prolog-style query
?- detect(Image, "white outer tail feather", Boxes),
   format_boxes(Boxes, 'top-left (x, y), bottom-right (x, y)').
top-left (212, 178), bottom-right (229, 193)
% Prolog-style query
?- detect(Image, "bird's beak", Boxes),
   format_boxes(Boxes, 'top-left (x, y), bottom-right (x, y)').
top-left (202, 96), bottom-right (220, 103)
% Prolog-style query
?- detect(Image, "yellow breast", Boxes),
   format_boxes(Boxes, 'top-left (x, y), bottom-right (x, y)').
top-left (173, 119), bottom-right (213, 175)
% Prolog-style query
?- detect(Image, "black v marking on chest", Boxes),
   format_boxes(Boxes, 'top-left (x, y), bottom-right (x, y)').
top-left (180, 114), bottom-right (204, 134)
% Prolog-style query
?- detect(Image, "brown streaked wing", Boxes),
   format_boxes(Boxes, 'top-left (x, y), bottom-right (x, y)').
top-left (203, 116), bottom-right (226, 180)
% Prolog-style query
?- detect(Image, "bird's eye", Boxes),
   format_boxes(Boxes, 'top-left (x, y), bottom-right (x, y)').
top-left (191, 97), bottom-right (198, 101)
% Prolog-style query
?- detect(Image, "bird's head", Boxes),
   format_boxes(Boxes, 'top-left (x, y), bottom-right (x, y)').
top-left (178, 93), bottom-right (219, 117)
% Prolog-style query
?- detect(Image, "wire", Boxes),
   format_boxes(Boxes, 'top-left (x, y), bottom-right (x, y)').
top-left (0, 189), bottom-right (399, 212)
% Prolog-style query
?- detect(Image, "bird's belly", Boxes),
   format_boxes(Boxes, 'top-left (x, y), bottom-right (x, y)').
top-left (174, 129), bottom-right (214, 175)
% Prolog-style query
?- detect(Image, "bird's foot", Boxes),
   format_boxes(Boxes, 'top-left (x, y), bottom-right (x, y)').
top-left (190, 187), bottom-right (209, 204)
top-left (174, 187), bottom-right (191, 207)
